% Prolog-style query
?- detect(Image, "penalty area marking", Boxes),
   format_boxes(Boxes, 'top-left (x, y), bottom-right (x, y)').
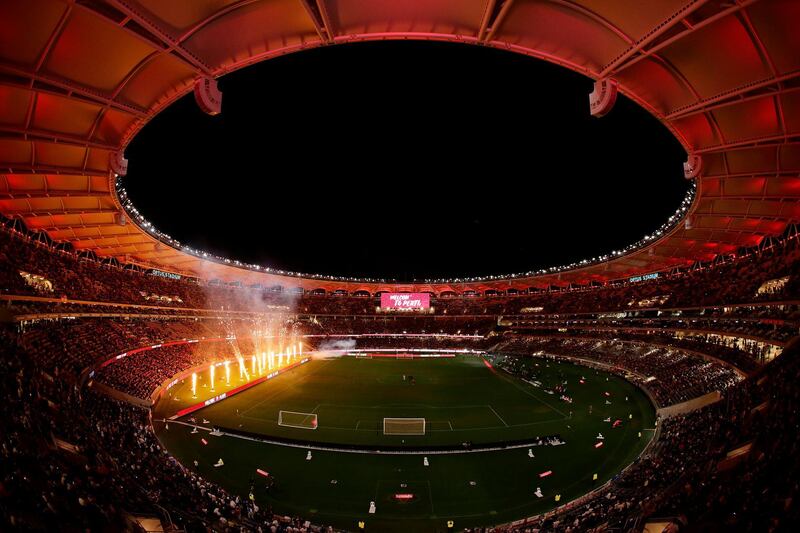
top-left (487, 405), bottom-right (509, 427)
top-left (161, 419), bottom-right (560, 456)
top-left (238, 411), bottom-right (562, 433)
top-left (495, 371), bottom-right (570, 419)
top-left (237, 361), bottom-right (332, 417)
top-left (355, 420), bottom-right (454, 431)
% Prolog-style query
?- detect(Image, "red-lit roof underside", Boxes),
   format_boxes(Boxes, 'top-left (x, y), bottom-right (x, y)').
top-left (1, 0), bottom-right (799, 294)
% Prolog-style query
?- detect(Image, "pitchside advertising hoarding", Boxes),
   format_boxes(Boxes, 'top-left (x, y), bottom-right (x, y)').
top-left (380, 292), bottom-right (431, 310)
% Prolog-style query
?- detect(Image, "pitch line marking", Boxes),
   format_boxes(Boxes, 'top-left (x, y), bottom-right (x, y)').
top-left (488, 405), bottom-right (509, 427)
top-left (236, 359), bottom-right (333, 416)
top-left (237, 373), bottom-right (296, 416)
top-left (316, 403), bottom-right (489, 410)
top-left (495, 371), bottom-right (570, 418)
top-left (350, 420), bottom-right (454, 432)
top-left (238, 360), bottom-right (332, 417)
top-left (237, 405), bottom-right (564, 432)
top-left (237, 414), bottom-right (563, 433)
top-left (425, 479), bottom-right (435, 514)
top-left (163, 419), bottom-right (562, 455)
top-left (237, 373), bottom-right (299, 416)
top-left (291, 405), bottom-right (321, 429)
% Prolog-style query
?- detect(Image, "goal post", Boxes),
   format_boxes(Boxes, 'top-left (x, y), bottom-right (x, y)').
top-left (278, 410), bottom-right (318, 430)
top-left (383, 417), bottom-right (426, 435)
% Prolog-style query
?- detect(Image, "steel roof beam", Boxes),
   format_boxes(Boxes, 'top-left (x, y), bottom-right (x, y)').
top-left (9, 207), bottom-right (116, 216)
top-left (477, 0), bottom-right (498, 42)
top-left (105, 1), bottom-right (213, 76)
top-left (0, 191), bottom-right (110, 200)
top-left (483, 0), bottom-right (516, 43)
top-left (297, 0), bottom-right (329, 42)
top-left (599, 0), bottom-right (712, 78)
top-left (316, 1), bottom-right (335, 43)
top-left (0, 165), bottom-right (108, 177)
top-left (0, 125), bottom-right (117, 151)
top-left (39, 222), bottom-right (129, 232)
top-left (666, 72), bottom-right (800, 120)
top-left (695, 134), bottom-right (800, 154)
top-left (0, 66), bottom-right (148, 119)
top-left (608, 0), bottom-right (760, 78)
top-left (177, 0), bottom-right (261, 43)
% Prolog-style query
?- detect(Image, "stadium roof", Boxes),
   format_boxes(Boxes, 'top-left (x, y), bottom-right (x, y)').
top-left (1, 0), bottom-right (799, 294)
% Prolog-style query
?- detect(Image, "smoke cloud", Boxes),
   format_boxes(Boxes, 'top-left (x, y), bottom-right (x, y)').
top-left (313, 338), bottom-right (357, 359)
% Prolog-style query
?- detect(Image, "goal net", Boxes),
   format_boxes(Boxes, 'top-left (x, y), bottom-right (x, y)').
top-left (278, 410), bottom-right (318, 430)
top-left (383, 417), bottom-right (426, 435)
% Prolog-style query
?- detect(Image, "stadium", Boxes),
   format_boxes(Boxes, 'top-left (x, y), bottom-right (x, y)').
top-left (1, 1), bottom-right (800, 532)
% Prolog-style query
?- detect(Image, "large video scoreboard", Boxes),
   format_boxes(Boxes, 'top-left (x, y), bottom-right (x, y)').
top-left (380, 292), bottom-right (431, 311)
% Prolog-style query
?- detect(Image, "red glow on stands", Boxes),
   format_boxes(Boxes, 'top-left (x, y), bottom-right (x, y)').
top-left (100, 337), bottom-right (230, 368)
top-left (481, 357), bottom-right (496, 372)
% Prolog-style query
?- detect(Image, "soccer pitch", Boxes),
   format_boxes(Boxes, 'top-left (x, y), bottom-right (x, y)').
top-left (154, 354), bottom-right (656, 532)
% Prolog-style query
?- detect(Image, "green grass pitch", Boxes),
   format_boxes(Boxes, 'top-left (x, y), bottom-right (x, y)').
top-left (153, 354), bottom-right (656, 532)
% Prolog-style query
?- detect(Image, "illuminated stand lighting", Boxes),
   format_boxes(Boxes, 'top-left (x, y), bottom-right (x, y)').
top-left (117, 175), bottom-right (695, 286)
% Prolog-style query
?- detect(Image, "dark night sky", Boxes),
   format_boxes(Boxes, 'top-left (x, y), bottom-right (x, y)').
top-left (123, 40), bottom-right (687, 281)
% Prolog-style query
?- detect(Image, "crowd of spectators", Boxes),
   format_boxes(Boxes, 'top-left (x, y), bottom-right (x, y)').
top-left (466, 339), bottom-right (800, 533)
top-left (503, 315), bottom-right (797, 344)
top-left (311, 315), bottom-right (496, 336)
top-left (0, 226), bottom-right (295, 312)
top-left (85, 328), bottom-right (748, 407)
top-left (97, 340), bottom-right (246, 400)
top-left (2, 219), bottom-right (800, 532)
top-left (15, 317), bottom-right (224, 376)
top-left (4, 319), bottom-right (798, 532)
top-left (493, 336), bottom-right (742, 406)
top-left (0, 323), bottom-right (341, 532)
top-left (95, 332), bottom-right (494, 400)
top-left (594, 331), bottom-right (767, 374)
top-left (497, 324), bottom-right (783, 371)
top-left (590, 329), bottom-right (771, 374)
top-left (3, 223), bottom-right (800, 318)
